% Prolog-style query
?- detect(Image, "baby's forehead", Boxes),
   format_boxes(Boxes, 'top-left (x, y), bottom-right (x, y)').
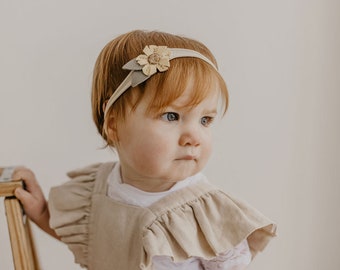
top-left (143, 83), bottom-right (220, 114)
top-left (171, 81), bottom-right (220, 104)
top-left (132, 63), bottom-right (227, 115)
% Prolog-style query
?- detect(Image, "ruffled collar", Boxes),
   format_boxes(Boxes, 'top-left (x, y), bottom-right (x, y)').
top-left (107, 162), bottom-right (207, 207)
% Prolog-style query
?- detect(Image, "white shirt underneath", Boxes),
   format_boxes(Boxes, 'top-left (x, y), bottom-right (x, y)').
top-left (107, 163), bottom-right (251, 270)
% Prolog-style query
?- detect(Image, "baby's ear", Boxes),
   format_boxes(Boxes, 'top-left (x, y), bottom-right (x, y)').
top-left (105, 116), bottom-right (119, 145)
top-left (102, 101), bottom-right (119, 145)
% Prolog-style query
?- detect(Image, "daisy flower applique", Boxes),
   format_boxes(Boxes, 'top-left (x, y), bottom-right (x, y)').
top-left (136, 45), bottom-right (171, 76)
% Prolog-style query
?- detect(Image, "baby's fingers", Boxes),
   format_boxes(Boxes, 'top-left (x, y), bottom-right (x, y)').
top-left (14, 186), bottom-right (47, 223)
top-left (14, 187), bottom-right (34, 206)
top-left (12, 167), bottom-right (43, 194)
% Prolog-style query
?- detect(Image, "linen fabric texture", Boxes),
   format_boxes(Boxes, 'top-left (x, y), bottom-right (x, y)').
top-left (48, 162), bottom-right (276, 269)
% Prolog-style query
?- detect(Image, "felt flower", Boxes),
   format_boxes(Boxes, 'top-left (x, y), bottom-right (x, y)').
top-left (136, 45), bottom-right (171, 76)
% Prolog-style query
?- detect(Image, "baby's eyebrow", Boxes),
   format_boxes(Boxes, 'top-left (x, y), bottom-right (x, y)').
top-left (202, 109), bottom-right (217, 115)
top-left (168, 102), bottom-right (218, 111)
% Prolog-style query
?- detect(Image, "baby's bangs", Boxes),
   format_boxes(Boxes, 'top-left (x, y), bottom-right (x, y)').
top-left (146, 59), bottom-right (222, 114)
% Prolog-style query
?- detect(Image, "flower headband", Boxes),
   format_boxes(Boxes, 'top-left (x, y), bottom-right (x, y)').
top-left (104, 45), bottom-right (218, 117)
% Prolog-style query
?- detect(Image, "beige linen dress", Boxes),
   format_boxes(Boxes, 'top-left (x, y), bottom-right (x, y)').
top-left (48, 162), bottom-right (276, 270)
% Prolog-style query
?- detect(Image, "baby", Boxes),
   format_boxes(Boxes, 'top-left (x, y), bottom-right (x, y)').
top-left (13, 30), bottom-right (276, 269)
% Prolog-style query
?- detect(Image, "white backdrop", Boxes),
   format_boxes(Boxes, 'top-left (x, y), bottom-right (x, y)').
top-left (1, 1), bottom-right (339, 269)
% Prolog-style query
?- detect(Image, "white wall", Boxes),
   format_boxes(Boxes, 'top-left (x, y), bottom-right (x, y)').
top-left (1, 1), bottom-right (339, 269)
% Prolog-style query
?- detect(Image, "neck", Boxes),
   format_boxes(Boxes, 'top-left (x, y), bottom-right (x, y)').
top-left (122, 177), bottom-right (177, 193)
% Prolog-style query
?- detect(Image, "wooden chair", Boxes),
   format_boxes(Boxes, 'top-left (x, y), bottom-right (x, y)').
top-left (0, 168), bottom-right (40, 270)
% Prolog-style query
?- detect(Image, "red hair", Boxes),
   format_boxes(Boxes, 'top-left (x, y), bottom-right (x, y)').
top-left (91, 30), bottom-right (228, 146)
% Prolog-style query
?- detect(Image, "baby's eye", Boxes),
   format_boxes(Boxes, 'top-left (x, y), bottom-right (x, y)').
top-left (201, 116), bottom-right (214, 127)
top-left (161, 112), bottom-right (179, 122)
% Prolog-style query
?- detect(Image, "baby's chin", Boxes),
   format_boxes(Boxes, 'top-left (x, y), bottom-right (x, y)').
top-left (166, 170), bottom-right (200, 183)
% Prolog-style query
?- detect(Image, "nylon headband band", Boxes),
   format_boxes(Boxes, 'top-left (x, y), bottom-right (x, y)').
top-left (104, 47), bottom-right (218, 117)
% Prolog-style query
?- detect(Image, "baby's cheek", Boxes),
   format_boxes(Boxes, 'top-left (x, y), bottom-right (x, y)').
top-left (202, 143), bottom-right (213, 161)
top-left (132, 148), bottom-right (164, 170)
top-left (143, 141), bottom-right (170, 158)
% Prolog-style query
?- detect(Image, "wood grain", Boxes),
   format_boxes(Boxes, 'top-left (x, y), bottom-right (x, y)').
top-left (1, 180), bottom-right (40, 269)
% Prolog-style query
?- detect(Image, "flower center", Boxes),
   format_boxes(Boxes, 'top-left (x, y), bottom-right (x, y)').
top-left (148, 53), bottom-right (161, 64)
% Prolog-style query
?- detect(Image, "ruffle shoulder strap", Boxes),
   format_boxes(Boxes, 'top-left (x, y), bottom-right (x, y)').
top-left (141, 182), bottom-right (276, 268)
top-left (48, 163), bottom-right (102, 267)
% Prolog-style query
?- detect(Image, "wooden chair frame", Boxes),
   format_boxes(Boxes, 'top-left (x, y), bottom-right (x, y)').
top-left (0, 174), bottom-right (40, 270)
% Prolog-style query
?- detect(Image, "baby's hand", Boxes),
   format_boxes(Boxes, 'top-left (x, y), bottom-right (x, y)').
top-left (12, 167), bottom-right (59, 239)
top-left (12, 167), bottom-right (47, 224)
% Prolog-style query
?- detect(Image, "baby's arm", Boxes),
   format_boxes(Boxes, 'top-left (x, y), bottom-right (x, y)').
top-left (12, 167), bottom-right (59, 240)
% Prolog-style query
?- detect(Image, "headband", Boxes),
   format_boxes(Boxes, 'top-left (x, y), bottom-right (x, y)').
top-left (104, 45), bottom-right (218, 117)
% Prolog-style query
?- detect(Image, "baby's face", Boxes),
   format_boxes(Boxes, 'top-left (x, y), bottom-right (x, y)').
top-left (114, 79), bottom-right (220, 192)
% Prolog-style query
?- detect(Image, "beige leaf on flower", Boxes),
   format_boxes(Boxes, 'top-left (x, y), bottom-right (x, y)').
top-left (136, 55), bottom-right (149, 66)
top-left (158, 58), bottom-right (170, 67)
top-left (143, 45), bottom-right (154, 56)
top-left (157, 63), bottom-right (169, 72)
top-left (158, 46), bottom-right (170, 56)
top-left (142, 64), bottom-right (157, 76)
